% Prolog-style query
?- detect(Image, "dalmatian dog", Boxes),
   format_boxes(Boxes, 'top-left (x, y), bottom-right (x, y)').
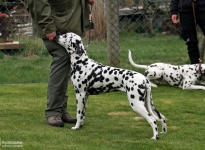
top-left (55, 32), bottom-right (167, 140)
top-left (128, 50), bottom-right (205, 90)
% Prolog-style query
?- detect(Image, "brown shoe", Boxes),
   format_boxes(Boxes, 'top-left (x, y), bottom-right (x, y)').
top-left (47, 116), bottom-right (64, 127)
top-left (62, 113), bottom-right (77, 124)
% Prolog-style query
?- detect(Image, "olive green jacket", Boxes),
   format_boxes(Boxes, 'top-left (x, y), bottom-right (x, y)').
top-left (24, 0), bottom-right (94, 38)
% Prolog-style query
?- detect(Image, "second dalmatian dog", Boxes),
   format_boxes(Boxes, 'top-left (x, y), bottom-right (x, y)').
top-left (128, 50), bottom-right (205, 90)
top-left (55, 32), bottom-right (167, 140)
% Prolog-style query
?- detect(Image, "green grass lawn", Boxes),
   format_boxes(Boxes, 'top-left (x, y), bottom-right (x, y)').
top-left (0, 32), bottom-right (204, 149)
top-left (0, 83), bottom-right (205, 150)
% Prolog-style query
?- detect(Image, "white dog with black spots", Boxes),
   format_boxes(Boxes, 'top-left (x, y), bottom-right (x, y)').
top-left (129, 50), bottom-right (205, 90)
top-left (55, 32), bottom-right (167, 140)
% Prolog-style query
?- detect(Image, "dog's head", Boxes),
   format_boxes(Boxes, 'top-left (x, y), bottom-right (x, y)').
top-left (55, 32), bottom-right (85, 56)
top-left (200, 64), bottom-right (205, 75)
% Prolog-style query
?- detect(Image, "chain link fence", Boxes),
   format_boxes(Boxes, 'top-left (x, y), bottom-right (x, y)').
top-left (0, 0), bottom-right (204, 84)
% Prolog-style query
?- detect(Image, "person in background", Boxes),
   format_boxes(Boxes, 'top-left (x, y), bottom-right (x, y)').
top-left (25, 0), bottom-right (95, 127)
top-left (170, 0), bottom-right (205, 64)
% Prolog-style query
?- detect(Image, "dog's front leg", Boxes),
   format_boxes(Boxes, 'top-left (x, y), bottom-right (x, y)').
top-left (149, 81), bottom-right (158, 88)
top-left (184, 84), bottom-right (205, 90)
top-left (71, 92), bottom-right (87, 130)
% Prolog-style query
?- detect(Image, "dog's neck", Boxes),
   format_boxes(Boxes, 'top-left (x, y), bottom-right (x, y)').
top-left (70, 52), bottom-right (88, 64)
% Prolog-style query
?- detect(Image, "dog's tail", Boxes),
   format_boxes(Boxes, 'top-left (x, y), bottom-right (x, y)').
top-left (146, 81), bottom-right (167, 133)
top-left (146, 84), bottom-right (159, 120)
top-left (128, 50), bottom-right (148, 69)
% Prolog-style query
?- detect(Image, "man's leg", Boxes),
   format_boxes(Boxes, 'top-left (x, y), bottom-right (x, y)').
top-left (62, 95), bottom-right (77, 123)
top-left (43, 39), bottom-right (75, 127)
top-left (180, 12), bottom-right (200, 64)
top-left (197, 11), bottom-right (205, 36)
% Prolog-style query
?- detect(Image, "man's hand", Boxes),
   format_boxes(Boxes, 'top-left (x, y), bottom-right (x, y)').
top-left (87, 0), bottom-right (94, 20)
top-left (46, 31), bottom-right (56, 41)
top-left (171, 14), bottom-right (179, 24)
top-left (87, 0), bottom-right (95, 5)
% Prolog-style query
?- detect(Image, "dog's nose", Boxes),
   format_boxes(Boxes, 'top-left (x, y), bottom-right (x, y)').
top-left (54, 31), bottom-right (62, 42)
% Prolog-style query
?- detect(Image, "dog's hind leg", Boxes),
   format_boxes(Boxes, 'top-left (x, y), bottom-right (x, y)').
top-left (71, 92), bottom-right (87, 130)
top-left (135, 105), bottom-right (159, 140)
top-left (151, 106), bottom-right (167, 134)
top-left (145, 81), bottom-right (167, 134)
top-left (146, 88), bottom-right (167, 134)
top-left (129, 100), bottom-right (159, 140)
top-left (159, 114), bottom-right (167, 133)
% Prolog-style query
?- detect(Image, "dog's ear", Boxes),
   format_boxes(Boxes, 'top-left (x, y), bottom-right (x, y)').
top-left (76, 40), bottom-right (84, 56)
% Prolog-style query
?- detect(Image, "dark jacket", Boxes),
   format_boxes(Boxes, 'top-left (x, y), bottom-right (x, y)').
top-left (24, 0), bottom-right (94, 38)
top-left (170, 0), bottom-right (205, 15)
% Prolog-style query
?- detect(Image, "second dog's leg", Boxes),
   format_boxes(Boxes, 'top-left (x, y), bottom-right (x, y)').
top-left (183, 83), bottom-right (205, 90)
top-left (149, 81), bottom-right (158, 88)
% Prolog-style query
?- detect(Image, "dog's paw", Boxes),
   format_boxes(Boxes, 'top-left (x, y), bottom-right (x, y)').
top-left (71, 122), bottom-right (83, 130)
top-left (161, 130), bottom-right (167, 134)
top-left (151, 135), bottom-right (159, 140)
top-left (151, 83), bottom-right (158, 88)
top-left (71, 127), bottom-right (79, 130)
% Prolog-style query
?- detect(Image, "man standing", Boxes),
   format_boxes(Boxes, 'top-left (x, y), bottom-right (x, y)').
top-left (25, 0), bottom-right (95, 127)
top-left (170, 0), bottom-right (205, 64)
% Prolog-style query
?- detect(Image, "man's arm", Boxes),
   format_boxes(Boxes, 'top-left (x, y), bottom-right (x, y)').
top-left (170, 0), bottom-right (179, 24)
top-left (24, 0), bottom-right (56, 38)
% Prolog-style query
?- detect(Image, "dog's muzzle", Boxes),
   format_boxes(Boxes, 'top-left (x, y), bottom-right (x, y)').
top-left (54, 31), bottom-right (62, 42)
top-left (54, 35), bottom-right (59, 42)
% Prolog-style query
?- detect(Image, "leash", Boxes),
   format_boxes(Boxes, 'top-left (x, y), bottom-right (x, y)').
top-left (85, 5), bottom-right (93, 50)
top-left (192, 0), bottom-right (204, 80)
top-left (198, 63), bottom-right (203, 81)
top-left (192, 0), bottom-right (203, 64)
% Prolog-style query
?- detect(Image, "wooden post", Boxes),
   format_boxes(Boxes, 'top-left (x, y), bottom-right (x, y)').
top-left (106, 0), bottom-right (120, 67)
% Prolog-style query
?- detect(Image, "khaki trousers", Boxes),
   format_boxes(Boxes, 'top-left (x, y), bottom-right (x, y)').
top-left (43, 39), bottom-right (71, 117)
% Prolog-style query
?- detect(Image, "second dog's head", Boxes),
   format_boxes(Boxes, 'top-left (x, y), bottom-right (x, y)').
top-left (55, 32), bottom-right (85, 56)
